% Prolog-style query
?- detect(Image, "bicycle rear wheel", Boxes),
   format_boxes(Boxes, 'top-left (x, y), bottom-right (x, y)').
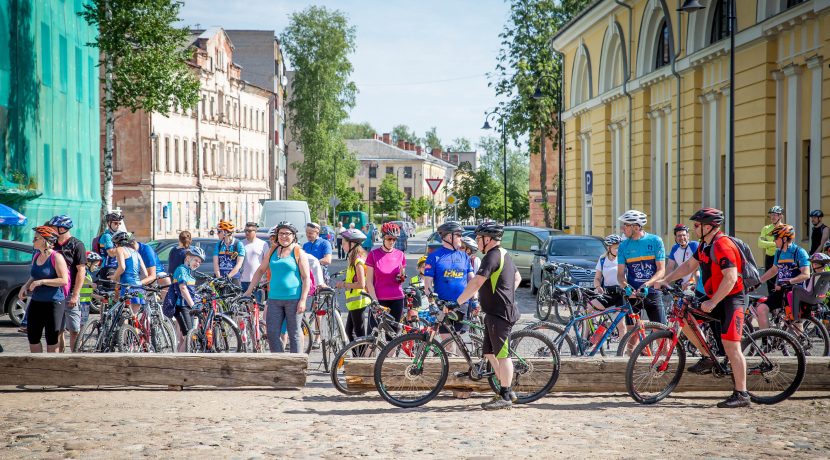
top-left (536, 281), bottom-right (554, 321)
top-left (554, 293), bottom-right (575, 324)
top-left (524, 321), bottom-right (577, 357)
top-left (742, 328), bottom-right (806, 405)
top-left (487, 329), bottom-right (560, 404)
top-left (118, 325), bottom-right (145, 353)
top-left (185, 327), bottom-right (205, 352)
top-left (75, 318), bottom-right (102, 352)
top-left (798, 317), bottom-right (830, 357)
top-left (374, 333), bottom-right (448, 408)
top-left (331, 337), bottom-right (383, 395)
top-left (626, 330), bottom-right (685, 404)
top-left (213, 314), bottom-right (243, 352)
top-left (150, 318), bottom-right (175, 353)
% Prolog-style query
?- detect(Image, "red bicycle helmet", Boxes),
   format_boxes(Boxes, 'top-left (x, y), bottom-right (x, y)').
top-left (381, 222), bottom-right (401, 238)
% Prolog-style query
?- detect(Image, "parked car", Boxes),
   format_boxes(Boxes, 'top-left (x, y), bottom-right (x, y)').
top-left (501, 226), bottom-right (564, 281)
top-left (0, 240), bottom-right (35, 326)
top-left (529, 235), bottom-right (607, 295)
top-left (259, 200), bottom-right (310, 244)
top-left (402, 221), bottom-right (416, 237)
top-left (147, 238), bottom-right (224, 276)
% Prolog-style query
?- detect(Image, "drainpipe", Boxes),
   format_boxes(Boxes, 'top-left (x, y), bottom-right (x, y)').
top-left (195, 88), bottom-right (204, 234)
top-left (614, 0), bottom-right (634, 212)
top-left (657, 0), bottom-right (683, 229)
top-left (551, 47), bottom-right (566, 230)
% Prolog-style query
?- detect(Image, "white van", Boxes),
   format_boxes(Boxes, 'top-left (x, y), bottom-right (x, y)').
top-left (259, 200), bottom-right (311, 244)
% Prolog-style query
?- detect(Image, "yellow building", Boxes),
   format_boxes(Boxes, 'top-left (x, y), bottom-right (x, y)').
top-left (552, 0), bottom-right (829, 261)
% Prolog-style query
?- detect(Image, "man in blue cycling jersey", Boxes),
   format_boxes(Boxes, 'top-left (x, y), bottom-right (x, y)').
top-left (616, 210), bottom-right (666, 324)
top-left (423, 221), bottom-right (474, 333)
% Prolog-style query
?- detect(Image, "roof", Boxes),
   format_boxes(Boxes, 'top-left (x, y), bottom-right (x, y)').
top-left (345, 139), bottom-right (457, 170)
top-left (550, 0), bottom-right (605, 44)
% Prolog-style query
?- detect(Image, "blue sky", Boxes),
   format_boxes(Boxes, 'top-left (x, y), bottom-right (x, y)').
top-left (179, 0), bottom-right (511, 150)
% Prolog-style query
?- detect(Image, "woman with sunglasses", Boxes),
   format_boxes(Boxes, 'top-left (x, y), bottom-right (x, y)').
top-left (366, 222), bottom-right (407, 325)
top-left (19, 226), bottom-right (70, 353)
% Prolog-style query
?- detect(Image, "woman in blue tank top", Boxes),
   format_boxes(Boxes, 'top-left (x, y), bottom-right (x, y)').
top-left (20, 226), bottom-right (70, 353)
top-left (110, 232), bottom-right (148, 306)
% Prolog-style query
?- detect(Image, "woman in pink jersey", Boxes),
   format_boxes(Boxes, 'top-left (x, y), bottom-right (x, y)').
top-left (366, 222), bottom-right (407, 328)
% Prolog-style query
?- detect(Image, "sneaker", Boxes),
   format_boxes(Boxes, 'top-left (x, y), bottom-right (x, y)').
top-left (687, 357), bottom-right (716, 375)
top-left (716, 391), bottom-right (751, 408)
top-left (482, 398), bottom-right (513, 411)
top-left (481, 394), bottom-right (502, 408)
top-left (506, 389), bottom-right (518, 403)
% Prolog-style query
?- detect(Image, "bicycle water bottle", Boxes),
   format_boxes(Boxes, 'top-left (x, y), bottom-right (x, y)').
top-left (206, 327), bottom-right (214, 348)
top-left (239, 320), bottom-right (248, 345)
top-left (589, 324), bottom-right (607, 345)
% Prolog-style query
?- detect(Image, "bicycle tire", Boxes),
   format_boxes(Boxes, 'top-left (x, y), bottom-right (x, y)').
top-left (554, 292), bottom-right (575, 324)
top-left (118, 325), bottom-right (144, 353)
top-left (374, 333), bottom-right (448, 408)
top-left (184, 326), bottom-right (204, 352)
top-left (302, 317), bottom-right (314, 354)
top-left (162, 316), bottom-right (178, 352)
top-left (331, 337), bottom-right (383, 395)
top-left (536, 281), bottom-right (553, 321)
top-left (487, 329), bottom-right (560, 404)
top-left (742, 328), bottom-right (806, 405)
top-left (213, 314), bottom-right (243, 353)
top-left (616, 321), bottom-right (668, 357)
top-left (150, 317), bottom-right (175, 353)
top-left (75, 318), bottom-right (102, 352)
top-left (798, 316), bottom-right (830, 357)
top-left (439, 334), bottom-right (484, 358)
top-left (525, 321), bottom-right (577, 357)
top-left (626, 330), bottom-right (686, 404)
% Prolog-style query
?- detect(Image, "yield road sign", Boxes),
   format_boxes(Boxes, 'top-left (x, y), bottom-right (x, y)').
top-left (329, 196), bottom-right (341, 207)
top-left (425, 178), bottom-right (443, 195)
top-left (468, 196), bottom-right (481, 209)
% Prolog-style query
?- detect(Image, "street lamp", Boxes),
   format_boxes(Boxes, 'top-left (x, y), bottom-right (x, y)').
top-left (482, 110), bottom-right (508, 224)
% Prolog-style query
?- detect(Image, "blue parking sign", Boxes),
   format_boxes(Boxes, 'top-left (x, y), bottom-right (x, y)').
top-left (585, 171), bottom-right (593, 195)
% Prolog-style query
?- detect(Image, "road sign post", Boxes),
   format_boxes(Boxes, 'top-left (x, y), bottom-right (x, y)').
top-left (425, 178), bottom-right (443, 232)
top-left (468, 195), bottom-right (481, 224)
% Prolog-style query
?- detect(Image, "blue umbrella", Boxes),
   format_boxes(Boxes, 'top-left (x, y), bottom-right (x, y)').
top-left (0, 203), bottom-right (28, 226)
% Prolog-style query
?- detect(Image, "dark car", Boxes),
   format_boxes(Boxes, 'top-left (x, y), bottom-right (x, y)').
top-left (530, 235), bottom-right (607, 294)
top-left (147, 238), bottom-right (224, 276)
top-left (423, 226), bottom-right (477, 255)
top-left (0, 240), bottom-right (36, 326)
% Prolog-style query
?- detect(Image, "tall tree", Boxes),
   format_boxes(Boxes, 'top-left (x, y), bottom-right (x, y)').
top-left (79, 0), bottom-right (200, 226)
top-left (447, 137), bottom-right (473, 152)
top-left (281, 6), bottom-right (358, 219)
top-left (473, 136), bottom-right (529, 222)
top-left (407, 197), bottom-right (430, 221)
top-left (392, 124), bottom-right (418, 144)
top-left (341, 121), bottom-right (376, 139)
top-left (376, 174), bottom-right (405, 219)
top-left (491, 0), bottom-right (590, 228)
top-left (423, 127), bottom-right (442, 150)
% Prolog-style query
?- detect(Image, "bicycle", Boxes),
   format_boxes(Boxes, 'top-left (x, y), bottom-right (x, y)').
top-left (302, 274), bottom-right (348, 371)
top-left (373, 299), bottom-right (560, 408)
top-left (184, 296), bottom-right (243, 353)
top-left (746, 289), bottom-right (830, 357)
top-left (526, 287), bottom-right (665, 357)
top-left (536, 262), bottom-right (590, 323)
top-left (118, 285), bottom-right (177, 353)
top-left (626, 285), bottom-right (806, 405)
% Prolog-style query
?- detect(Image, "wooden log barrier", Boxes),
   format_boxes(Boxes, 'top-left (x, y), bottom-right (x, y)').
top-left (0, 353), bottom-right (307, 389)
top-left (345, 357), bottom-right (830, 393)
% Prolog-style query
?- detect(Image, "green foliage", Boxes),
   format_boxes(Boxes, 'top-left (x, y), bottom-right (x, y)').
top-left (447, 137), bottom-right (473, 152)
top-left (423, 127), bottom-right (442, 150)
top-left (407, 196), bottom-right (430, 220)
top-left (341, 121), bottom-right (376, 139)
top-left (79, 0), bottom-right (200, 114)
top-left (392, 124), bottom-right (419, 144)
top-left (281, 6), bottom-right (358, 219)
top-left (376, 174), bottom-right (405, 219)
top-left (454, 168), bottom-right (504, 221)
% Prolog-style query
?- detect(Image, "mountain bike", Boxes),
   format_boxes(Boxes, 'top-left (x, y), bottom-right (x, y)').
top-left (626, 285), bottom-right (806, 405)
top-left (536, 262), bottom-right (580, 322)
top-left (745, 290), bottom-right (830, 356)
top-left (184, 297), bottom-right (243, 353)
top-left (303, 276), bottom-right (348, 371)
top-left (118, 286), bottom-right (176, 353)
top-left (373, 299), bottom-right (560, 408)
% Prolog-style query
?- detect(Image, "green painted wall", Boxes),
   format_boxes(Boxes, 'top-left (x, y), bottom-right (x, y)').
top-left (0, 0), bottom-right (100, 246)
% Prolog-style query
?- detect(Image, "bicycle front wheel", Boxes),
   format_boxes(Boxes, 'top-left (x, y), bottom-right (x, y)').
top-left (626, 330), bottom-right (685, 404)
top-left (554, 293), bottom-right (575, 324)
top-left (75, 318), bottom-right (102, 352)
top-left (488, 329), bottom-right (560, 404)
top-left (213, 314), bottom-right (243, 352)
top-left (798, 317), bottom-right (830, 357)
top-left (331, 337), bottom-right (383, 395)
top-left (118, 325), bottom-right (145, 353)
top-left (524, 321), bottom-right (577, 357)
top-left (742, 328), bottom-right (806, 405)
top-left (374, 333), bottom-right (448, 408)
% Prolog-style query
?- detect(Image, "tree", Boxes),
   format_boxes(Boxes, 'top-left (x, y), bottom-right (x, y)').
top-left (407, 197), bottom-right (430, 221)
top-left (79, 0), bottom-right (200, 227)
top-left (281, 6), bottom-right (358, 220)
top-left (341, 121), bottom-right (376, 139)
top-left (447, 137), bottom-right (473, 152)
top-left (392, 124), bottom-right (418, 144)
top-left (376, 174), bottom-right (405, 219)
top-left (491, 0), bottom-right (591, 228)
top-left (423, 127), bottom-right (442, 150)
top-left (454, 168), bottom-right (504, 221)
top-left (476, 136), bottom-right (530, 222)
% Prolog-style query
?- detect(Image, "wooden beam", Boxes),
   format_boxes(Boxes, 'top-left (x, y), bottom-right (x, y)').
top-left (345, 357), bottom-right (830, 393)
top-left (0, 353), bottom-right (307, 389)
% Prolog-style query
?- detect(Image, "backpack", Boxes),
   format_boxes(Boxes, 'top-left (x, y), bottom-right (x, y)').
top-left (92, 234), bottom-right (101, 255)
top-left (711, 234), bottom-right (761, 291)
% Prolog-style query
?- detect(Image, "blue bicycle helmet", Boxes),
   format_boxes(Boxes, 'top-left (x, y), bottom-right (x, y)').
top-left (186, 246), bottom-right (206, 262)
top-left (48, 215), bottom-right (74, 229)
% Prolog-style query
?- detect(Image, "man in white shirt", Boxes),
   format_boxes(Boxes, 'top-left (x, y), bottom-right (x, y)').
top-left (240, 222), bottom-right (268, 302)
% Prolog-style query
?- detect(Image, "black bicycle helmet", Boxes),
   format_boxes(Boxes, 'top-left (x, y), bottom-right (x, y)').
top-left (112, 231), bottom-right (135, 246)
top-left (809, 209), bottom-right (824, 218)
top-left (690, 208), bottom-right (724, 226)
top-left (105, 211), bottom-right (124, 222)
top-left (474, 221), bottom-right (504, 240)
top-left (437, 221), bottom-right (463, 236)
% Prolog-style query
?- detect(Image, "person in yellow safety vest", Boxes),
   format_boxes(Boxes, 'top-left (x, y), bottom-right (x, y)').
top-left (336, 228), bottom-right (370, 342)
top-left (759, 206), bottom-right (785, 294)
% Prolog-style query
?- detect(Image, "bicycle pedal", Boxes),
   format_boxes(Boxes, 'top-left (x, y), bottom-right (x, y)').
top-left (453, 371), bottom-right (470, 378)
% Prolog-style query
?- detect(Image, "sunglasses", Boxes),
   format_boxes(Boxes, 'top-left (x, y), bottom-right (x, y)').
top-left (245, 229), bottom-right (257, 233)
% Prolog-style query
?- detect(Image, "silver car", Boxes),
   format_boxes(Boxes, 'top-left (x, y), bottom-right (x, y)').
top-left (530, 235), bottom-right (607, 294)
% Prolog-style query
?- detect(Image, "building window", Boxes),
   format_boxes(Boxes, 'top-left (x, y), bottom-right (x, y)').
top-left (787, 0), bottom-right (807, 7)
top-left (404, 166), bottom-right (413, 179)
top-left (182, 138), bottom-right (189, 173)
top-left (369, 165), bottom-right (377, 178)
top-left (404, 187), bottom-right (412, 200)
top-left (163, 137), bottom-right (170, 172)
top-left (709, 0), bottom-right (729, 45)
top-left (174, 138), bottom-right (180, 173)
top-left (88, 56), bottom-right (95, 106)
top-left (655, 20), bottom-right (671, 70)
top-left (74, 46), bottom-right (83, 102)
top-left (40, 23), bottom-right (52, 86)
top-left (369, 187), bottom-right (377, 201)
top-left (386, 166), bottom-right (393, 176)
top-left (58, 35), bottom-right (68, 93)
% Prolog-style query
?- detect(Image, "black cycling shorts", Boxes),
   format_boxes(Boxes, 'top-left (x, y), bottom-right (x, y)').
top-left (764, 289), bottom-right (785, 312)
top-left (482, 315), bottom-right (513, 359)
top-left (630, 291), bottom-right (666, 324)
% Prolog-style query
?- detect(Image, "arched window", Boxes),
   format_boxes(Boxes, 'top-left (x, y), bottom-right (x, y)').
top-left (709, 0), bottom-right (729, 45)
top-left (654, 20), bottom-right (671, 70)
top-left (570, 45), bottom-right (592, 107)
top-left (599, 23), bottom-right (626, 93)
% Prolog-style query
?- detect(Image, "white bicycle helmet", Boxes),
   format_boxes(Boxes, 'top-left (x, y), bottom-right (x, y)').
top-left (618, 210), bottom-right (647, 227)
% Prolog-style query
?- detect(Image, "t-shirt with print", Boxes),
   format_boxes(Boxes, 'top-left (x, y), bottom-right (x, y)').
top-left (617, 233), bottom-right (665, 289)
top-left (423, 246), bottom-right (473, 302)
top-left (241, 238), bottom-right (267, 282)
top-left (595, 254), bottom-right (619, 287)
top-left (54, 236), bottom-right (87, 294)
top-left (216, 239), bottom-right (246, 278)
top-left (693, 233), bottom-right (744, 297)
top-left (98, 230), bottom-right (117, 269)
top-left (668, 241), bottom-right (699, 284)
top-left (477, 248), bottom-right (519, 323)
top-left (173, 265), bottom-right (198, 306)
top-left (773, 243), bottom-right (810, 286)
top-left (366, 247), bottom-right (406, 301)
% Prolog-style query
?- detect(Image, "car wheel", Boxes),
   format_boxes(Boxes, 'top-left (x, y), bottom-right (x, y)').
top-left (530, 271), bottom-right (538, 295)
top-left (7, 291), bottom-right (25, 327)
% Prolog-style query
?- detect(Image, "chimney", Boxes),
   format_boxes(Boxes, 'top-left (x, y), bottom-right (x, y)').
top-left (372, 133), bottom-right (380, 141)
top-left (397, 139), bottom-right (406, 149)
top-left (404, 142), bottom-right (411, 151)
top-left (382, 133), bottom-right (391, 144)
top-left (452, 154), bottom-right (459, 165)
top-left (431, 148), bottom-right (442, 159)
top-left (415, 146), bottom-right (422, 155)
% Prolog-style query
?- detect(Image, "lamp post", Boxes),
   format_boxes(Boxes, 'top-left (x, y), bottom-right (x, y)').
top-left (482, 110), bottom-right (508, 224)
top-left (285, 139), bottom-right (300, 201)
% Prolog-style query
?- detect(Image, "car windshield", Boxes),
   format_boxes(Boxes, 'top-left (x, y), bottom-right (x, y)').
top-left (548, 238), bottom-right (606, 258)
